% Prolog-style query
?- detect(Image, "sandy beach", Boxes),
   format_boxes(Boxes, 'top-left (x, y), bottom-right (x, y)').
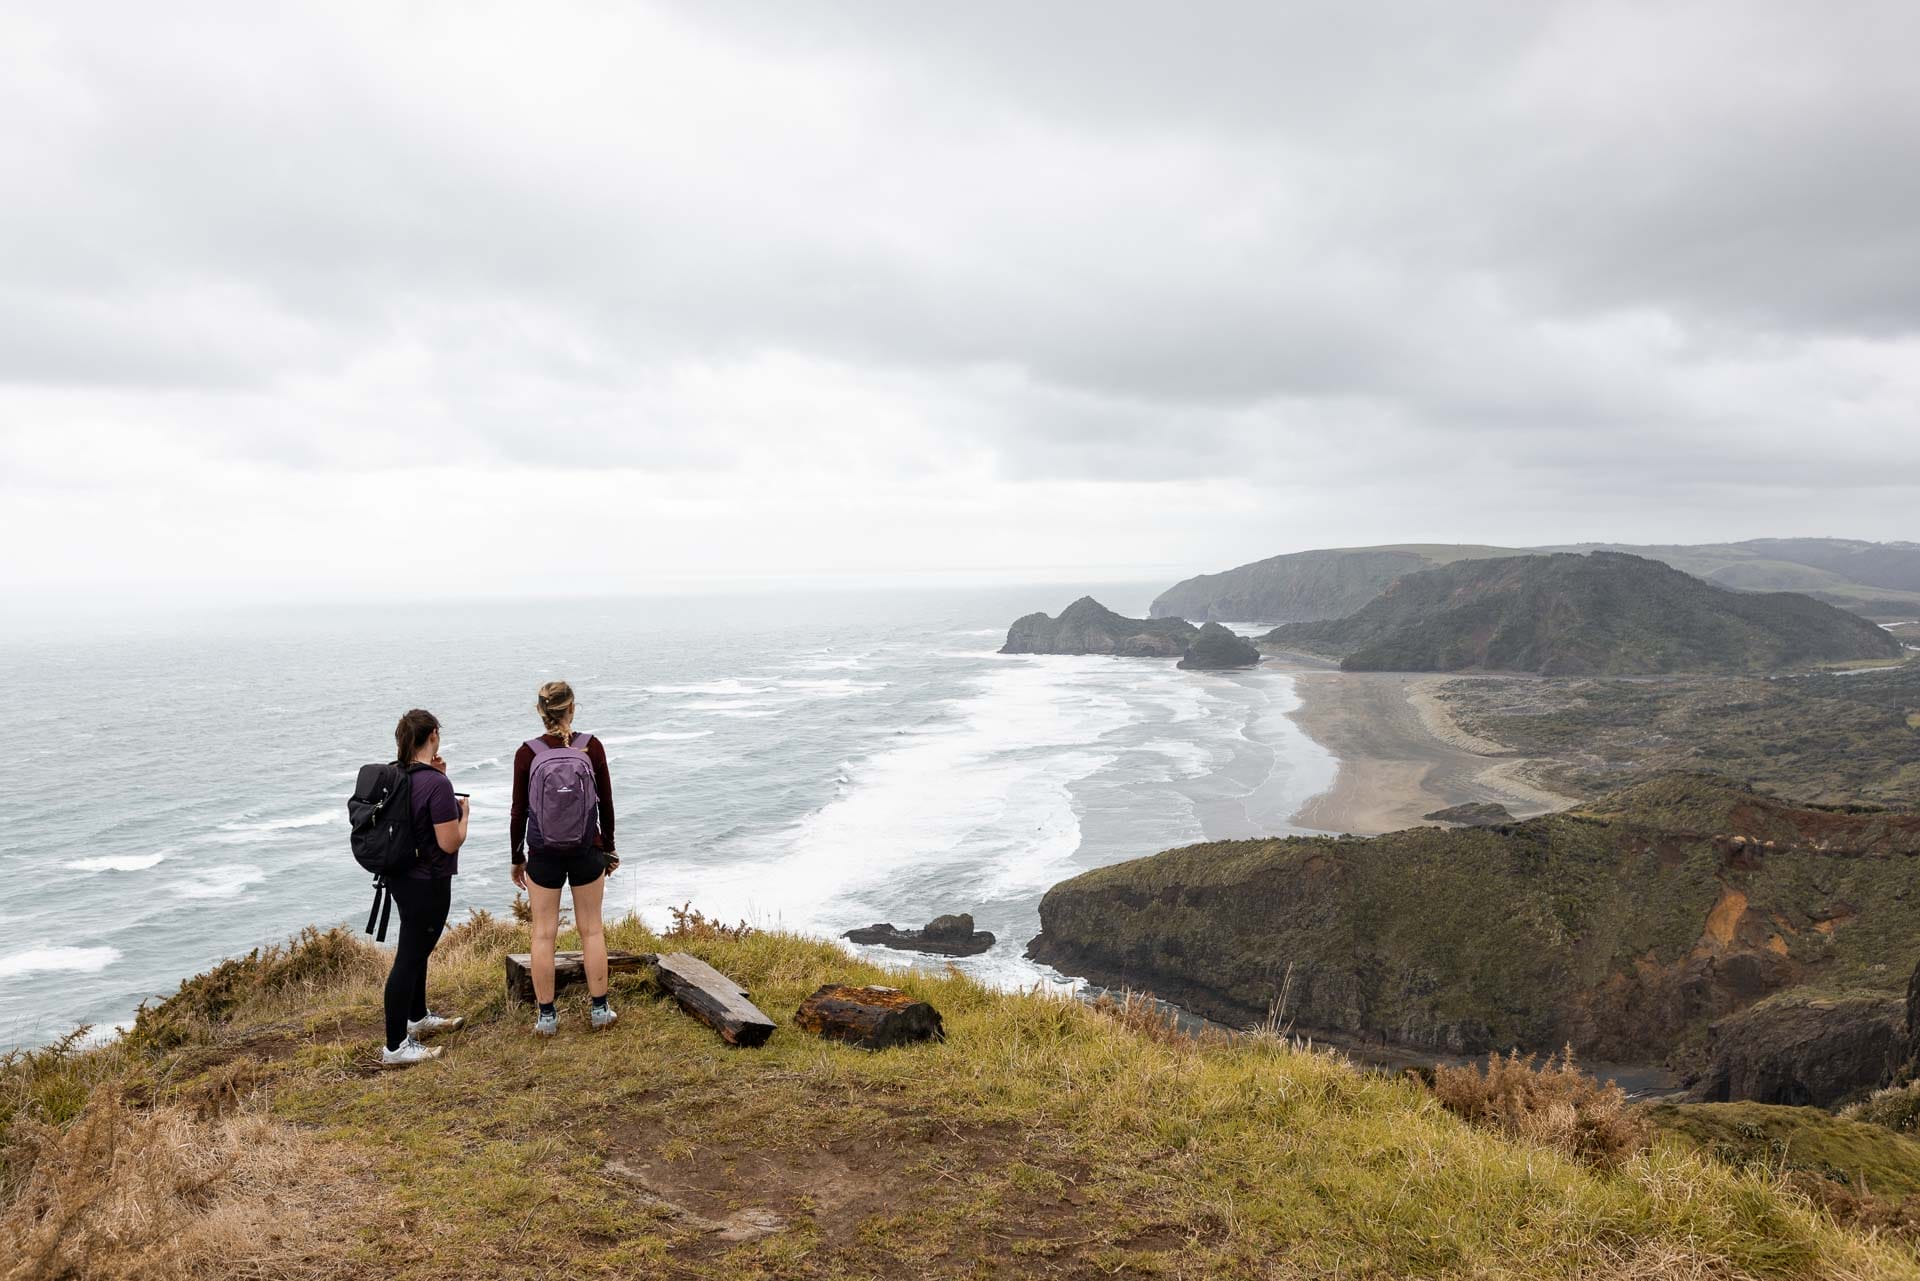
top-left (1274, 658), bottom-right (1580, 836)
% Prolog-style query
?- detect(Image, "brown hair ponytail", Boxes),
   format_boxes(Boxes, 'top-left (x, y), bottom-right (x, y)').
top-left (536, 681), bottom-right (575, 746)
top-left (394, 708), bottom-right (440, 764)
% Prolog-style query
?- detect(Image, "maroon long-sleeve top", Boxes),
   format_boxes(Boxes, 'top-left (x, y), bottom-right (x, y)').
top-left (510, 732), bottom-right (616, 863)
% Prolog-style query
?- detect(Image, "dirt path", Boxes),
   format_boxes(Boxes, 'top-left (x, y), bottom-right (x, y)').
top-left (1276, 664), bottom-right (1579, 835)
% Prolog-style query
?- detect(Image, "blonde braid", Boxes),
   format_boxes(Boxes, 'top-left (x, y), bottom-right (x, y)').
top-left (536, 680), bottom-right (575, 747)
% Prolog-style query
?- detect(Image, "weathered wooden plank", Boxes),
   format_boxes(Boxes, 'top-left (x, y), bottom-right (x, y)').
top-left (793, 984), bottom-right (944, 1050)
top-left (639, 951), bottom-right (777, 1047)
top-left (504, 951), bottom-right (650, 1005)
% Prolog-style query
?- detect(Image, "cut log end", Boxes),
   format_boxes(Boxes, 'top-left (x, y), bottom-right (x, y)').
top-left (794, 983), bottom-right (945, 1050)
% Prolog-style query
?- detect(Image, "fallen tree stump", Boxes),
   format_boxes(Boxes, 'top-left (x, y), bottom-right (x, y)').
top-left (504, 951), bottom-right (650, 1005)
top-left (794, 984), bottom-right (944, 1050)
top-left (640, 951), bottom-right (776, 1047)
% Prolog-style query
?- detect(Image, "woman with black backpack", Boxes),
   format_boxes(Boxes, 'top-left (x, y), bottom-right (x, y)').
top-left (509, 681), bottom-right (620, 1036)
top-left (380, 708), bottom-right (469, 1066)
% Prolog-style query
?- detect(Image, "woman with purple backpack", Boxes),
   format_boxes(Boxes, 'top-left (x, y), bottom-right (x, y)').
top-left (509, 680), bottom-right (620, 1036)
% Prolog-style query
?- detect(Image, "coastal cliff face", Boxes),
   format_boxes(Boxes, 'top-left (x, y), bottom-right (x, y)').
top-left (1261, 552), bottom-right (1903, 675)
top-left (1027, 775), bottom-right (1920, 1066)
top-left (1000, 596), bottom-right (1199, 657)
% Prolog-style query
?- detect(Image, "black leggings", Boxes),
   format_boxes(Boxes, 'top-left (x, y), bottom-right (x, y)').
top-left (384, 875), bottom-right (452, 1050)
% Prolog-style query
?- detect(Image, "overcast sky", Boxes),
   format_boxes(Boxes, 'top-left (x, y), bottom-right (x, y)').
top-left (3, 2), bottom-right (1916, 604)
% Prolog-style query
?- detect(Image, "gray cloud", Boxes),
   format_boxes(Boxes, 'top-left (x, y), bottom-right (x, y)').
top-left (0, 0), bottom-right (1914, 599)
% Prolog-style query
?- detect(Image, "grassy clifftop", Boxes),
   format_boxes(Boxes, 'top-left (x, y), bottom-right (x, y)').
top-left (1029, 775), bottom-right (1920, 1068)
top-left (1261, 552), bottom-right (1902, 675)
top-left (7, 912), bottom-right (1918, 1279)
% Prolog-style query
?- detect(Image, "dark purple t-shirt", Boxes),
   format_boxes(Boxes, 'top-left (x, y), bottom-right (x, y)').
top-left (407, 765), bottom-right (460, 879)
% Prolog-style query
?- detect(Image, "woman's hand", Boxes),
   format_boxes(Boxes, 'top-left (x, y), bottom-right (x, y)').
top-left (604, 852), bottom-right (620, 877)
top-left (511, 863), bottom-right (529, 891)
top-left (430, 754), bottom-right (448, 773)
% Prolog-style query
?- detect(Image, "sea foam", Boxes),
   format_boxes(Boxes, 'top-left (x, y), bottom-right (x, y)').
top-left (0, 946), bottom-right (122, 979)
top-left (63, 852), bottom-right (169, 872)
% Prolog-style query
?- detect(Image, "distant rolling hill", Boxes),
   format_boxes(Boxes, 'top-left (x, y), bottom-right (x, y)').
top-left (1153, 538), bottom-right (1920, 623)
top-left (1259, 551), bottom-right (1905, 675)
top-left (1149, 545), bottom-right (1522, 624)
top-left (1540, 540), bottom-right (1920, 620)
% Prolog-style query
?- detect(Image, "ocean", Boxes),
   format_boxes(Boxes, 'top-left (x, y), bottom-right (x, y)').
top-left (0, 583), bottom-right (1337, 1052)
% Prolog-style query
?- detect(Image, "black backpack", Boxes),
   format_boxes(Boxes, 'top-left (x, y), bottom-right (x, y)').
top-left (347, 762), bottom-right (423, 941)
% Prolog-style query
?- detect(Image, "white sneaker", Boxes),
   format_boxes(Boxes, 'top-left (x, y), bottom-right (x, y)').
top-left (532, 1010), bottom-right (559, 1037)
top-left (380, 1036), bottom-right (443, 1068)
top-left (590, 1004), bottom-right (618, 1031)
top-left (408, 1011), bottom-right (465, 1039)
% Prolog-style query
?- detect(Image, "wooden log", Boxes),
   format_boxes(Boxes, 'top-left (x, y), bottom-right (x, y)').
top-left (793, 984), bottom-right (944, 1050)
top-left (640, 951), bottom-right (777, 1047)
top-left (504, 951), bottom-right (650, 1005)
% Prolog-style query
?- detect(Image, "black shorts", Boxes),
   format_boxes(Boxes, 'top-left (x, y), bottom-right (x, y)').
top-left (524, 848), bottom-right (606, 890)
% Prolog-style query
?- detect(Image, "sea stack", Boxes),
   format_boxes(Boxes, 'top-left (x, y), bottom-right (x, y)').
top-left (1177, 622), bottom-right (1262, 670)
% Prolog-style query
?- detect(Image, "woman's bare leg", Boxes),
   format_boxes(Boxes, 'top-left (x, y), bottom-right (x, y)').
top-left (571, 873), bottom-right (609, 998)
top-left (529, 882), bottom-right (564, 1005)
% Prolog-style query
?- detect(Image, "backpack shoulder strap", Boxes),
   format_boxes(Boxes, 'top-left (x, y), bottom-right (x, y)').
top-left (526, 736), bottom-right (555, 758)
top-left (570, 732), bottom-right (593, 752)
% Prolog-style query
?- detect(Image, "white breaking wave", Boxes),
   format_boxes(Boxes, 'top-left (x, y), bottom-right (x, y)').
top-left (651, 656), bottom-right (1139, 934)
top-left (646, 679), bottom-right (771, 696)
top-left (177, 865), bottom-right (268, 900)
top-left (1137, 738), bottom-right (1214, 779)
top-left (217, 811), bottom-right (335, 834)
top-left (598, 729), bottom-right (715, 745)
top-left (0, 946), bottom-right (122, 979)
top-left (64, 852), bottom-right (169, 872)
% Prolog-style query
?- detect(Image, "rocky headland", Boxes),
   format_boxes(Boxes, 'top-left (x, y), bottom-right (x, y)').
top-left (1154, 537), bottom-right (1920, 624)
top-left (1261, 551), bottom-right (1903, 675)
top-left (1026, 774), bottom-right (1920, 1085)
top-left (1000, 596), bottom-right (1199, 657)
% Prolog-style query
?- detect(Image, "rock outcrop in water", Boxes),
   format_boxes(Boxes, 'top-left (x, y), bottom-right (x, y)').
top-left (1177, 622), bottom-right (1262, 670)
top-left (1026, 774), bottom-right (1920, 1076)
top-left (845, 913), bottom-right (996, 957)
top-left (1000, 597), bottom-right (1199, 657)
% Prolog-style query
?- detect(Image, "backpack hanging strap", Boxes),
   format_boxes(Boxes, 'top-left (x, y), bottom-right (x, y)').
top-left (366, 877), bottom-right (394, 943)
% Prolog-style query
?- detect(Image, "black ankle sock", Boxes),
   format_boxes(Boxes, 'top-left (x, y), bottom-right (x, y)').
top-left (591, 995), bottom-right (608, 1011)
top-left (538, 1002), bottom-right (556, 1018)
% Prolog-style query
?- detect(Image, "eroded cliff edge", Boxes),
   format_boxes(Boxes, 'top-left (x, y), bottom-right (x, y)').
top-left (1027, 774), bottom-right (1920, 1071)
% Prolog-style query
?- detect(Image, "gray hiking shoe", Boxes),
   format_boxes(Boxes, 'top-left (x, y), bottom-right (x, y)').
top-left (380, 1036), bottom-right (443, 1068)
top-left (532, 1009), bottom-right (559, 1037)
top-left (590, 1003), bottom-right (618, 1031)
top-left (407, 1011), bottom-right (465, 1039)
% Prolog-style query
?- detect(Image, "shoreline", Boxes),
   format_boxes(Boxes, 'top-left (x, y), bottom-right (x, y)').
top-left (1270, 660), bottom-right (1580, 836)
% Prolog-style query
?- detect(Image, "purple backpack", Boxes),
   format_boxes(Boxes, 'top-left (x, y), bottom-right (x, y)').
top-left (526, 733), bottom-right (598, 852)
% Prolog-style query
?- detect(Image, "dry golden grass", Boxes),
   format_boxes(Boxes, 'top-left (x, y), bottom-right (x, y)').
top-left (1434, 1046), bottom-right (1651, 1168)
top-left (1, 1089), bottom-right (371, 1281)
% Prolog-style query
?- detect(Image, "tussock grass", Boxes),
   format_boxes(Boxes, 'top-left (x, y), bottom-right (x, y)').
top-left (1434, 1047), bottom-right (1651, 1168)
top-left (1848, 1082), bottom-right (1920, 1136)
top-left (3, 912), bottom-right (1917, 1278)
